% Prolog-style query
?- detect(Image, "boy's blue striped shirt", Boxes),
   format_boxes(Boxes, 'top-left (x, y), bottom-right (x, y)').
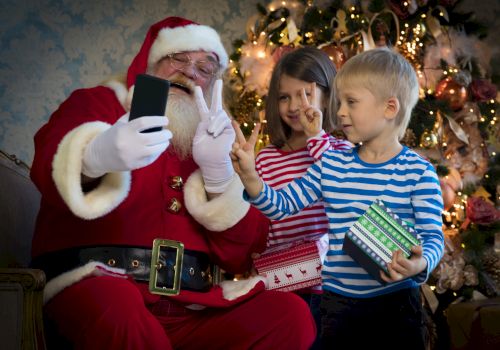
top-left (247, 146), bottom-right (444, 298)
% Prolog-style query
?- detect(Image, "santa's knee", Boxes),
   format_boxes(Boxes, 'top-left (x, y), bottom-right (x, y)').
top-left (81, 277), bottom-right (158, 330)
top-left (256, 291), bottom-right (317, 347)
top-left (48, 276), bottom-right (171, 349)
top-left (274, 292), bottom-right (316, 329)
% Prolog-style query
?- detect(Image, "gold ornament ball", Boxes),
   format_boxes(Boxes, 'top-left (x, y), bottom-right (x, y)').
top-left (420, 130), bottom-right (438, 148)
top-left (416, 23), bottom-right (426, 38)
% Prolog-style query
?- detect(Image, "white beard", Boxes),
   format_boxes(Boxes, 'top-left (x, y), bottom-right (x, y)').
top-left (165, 93), bottom-right (201, 159)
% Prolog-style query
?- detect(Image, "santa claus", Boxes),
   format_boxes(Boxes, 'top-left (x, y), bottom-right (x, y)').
top-left (30, 16), bottom-right (315, 349)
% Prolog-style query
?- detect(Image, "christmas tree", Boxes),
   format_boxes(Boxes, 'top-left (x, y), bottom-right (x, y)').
top-left (225, 0), bottom-right (499, 342)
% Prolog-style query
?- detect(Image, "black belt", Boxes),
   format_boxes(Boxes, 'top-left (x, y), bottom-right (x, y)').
top-left (31, 240), bottom-right (213, 294)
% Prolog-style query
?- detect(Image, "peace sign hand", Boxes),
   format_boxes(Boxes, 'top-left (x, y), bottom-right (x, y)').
top-left (230, 121), bottom-right (263, 198)
top-left (194, 79), bottom-right (231, 136)
top-left (192, 80), bottom-right (235, 193)
top-left (299, 82), bottom-right (323, 138)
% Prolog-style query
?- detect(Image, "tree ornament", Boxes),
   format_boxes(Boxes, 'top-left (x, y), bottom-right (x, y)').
top-left (278, 19), bottom-right (303, 46)
top-left (469, 79), bottom-right (497, 102)
top-left (472, 186), bottom-right (495, 205)
top-left (443, 121), bottom-right (489, 185)
top-left (401, 128), bottom-right (417, 147)
top-left (318, 43), bottom-right (347, 69)
top-left (438, 165), bottom-right (463, 195)
top-left (416, 22), bottom-right (427, 38)
top-left (272, 45), bottom-right (296, 63)
top-left (420, 130), bottom-right (438, 148)
top-left (466, 196), bottom-right (500, 226)
top-left (386, 0), bottom-right (412, 19)
top-left (480, 247), bottom-right (500, 297)
top-left (438, 0), bottom-right (458, 7)
top-left (440, 179), bottom-right (457, 211)
top-left (254, 132), bottom-right (269, 154)
top-left (445, 167), bottom-right (463, 192)
top-left (373, 21), bottom-right (389, 47)
top-left (331, 9), bottom-right (348, 41)
top-left (435, 77), bottom-right (468, 111)
top-left (453, 70), bottom-right (472, 88)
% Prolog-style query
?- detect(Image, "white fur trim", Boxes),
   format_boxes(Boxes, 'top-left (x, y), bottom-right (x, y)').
top-left (184, 170), bottom-right (250, 231)
top-left (52, 122), bottom-right (131, 220)
top-left (220, 276), bottom-right (267, 301)
top-left (125, 85), bottom-right (134, 112)
top-left (43, 261), bottom-right (126, 304)
top-left (148, 24), bottom-right (228, 69)
top-left (104, 80), bottom-right (128, 108)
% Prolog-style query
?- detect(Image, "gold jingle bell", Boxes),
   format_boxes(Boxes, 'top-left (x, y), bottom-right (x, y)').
top-left (170, 176), bottom-right (184, 190)
top-left (167, 198), bottom-right (182, 213)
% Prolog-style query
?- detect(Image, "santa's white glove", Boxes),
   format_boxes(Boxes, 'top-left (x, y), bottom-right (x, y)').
top-left (82, 113), bottom-right (171, 178)
top-left (192, 80), bottom-right (235, 193)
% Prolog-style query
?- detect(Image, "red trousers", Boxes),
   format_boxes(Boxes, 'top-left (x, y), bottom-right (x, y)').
top-left (45, 276), bottom-right (316, 349)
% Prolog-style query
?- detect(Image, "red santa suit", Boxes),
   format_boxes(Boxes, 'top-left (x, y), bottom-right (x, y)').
top-left (30, 17), bottom-right (315, 349)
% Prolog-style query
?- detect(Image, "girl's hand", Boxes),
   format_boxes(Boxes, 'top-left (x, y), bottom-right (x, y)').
top-left (230, 121), bottom-right (263, 197)
top-left (299, 82), bottom-right (323, 138)
top-left (380, 245), bottom-right (427, 283)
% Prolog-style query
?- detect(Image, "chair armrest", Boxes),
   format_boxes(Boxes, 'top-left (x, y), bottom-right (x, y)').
top-left (0, 268), bottom-right (47, 350)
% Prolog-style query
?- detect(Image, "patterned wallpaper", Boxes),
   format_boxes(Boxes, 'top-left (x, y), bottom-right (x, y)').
top-left (0, 0), bottom-right (268, 164)
top-left (0, 0), bottom-right (498, 165)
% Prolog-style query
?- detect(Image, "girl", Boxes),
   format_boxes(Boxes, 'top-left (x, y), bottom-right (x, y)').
top-left (249, 46), bottom-right (351, 349)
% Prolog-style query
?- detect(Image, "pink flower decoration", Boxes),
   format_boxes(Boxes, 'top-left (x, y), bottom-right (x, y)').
top-left (466, 197), bottom-right (500, 225)
top-left (469, 79), bottom-right (497, 102)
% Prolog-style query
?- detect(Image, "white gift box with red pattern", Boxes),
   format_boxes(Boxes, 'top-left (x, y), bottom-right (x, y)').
top-left (253, 241), bottom-right (322, 292)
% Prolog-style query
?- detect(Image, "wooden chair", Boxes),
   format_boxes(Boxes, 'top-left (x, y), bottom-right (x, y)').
top-left (0, 150), bottom-right (46, 350)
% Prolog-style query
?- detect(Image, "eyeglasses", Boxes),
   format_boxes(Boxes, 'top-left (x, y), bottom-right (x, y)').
top-left (165, 53), bottom-right (220, 79)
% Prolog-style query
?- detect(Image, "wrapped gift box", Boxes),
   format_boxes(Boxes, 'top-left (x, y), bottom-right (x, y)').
top-left (253, 240), bottom-right (322, 292)
top-left (447, 297), bottom-right (500, 350)
top-left (343, 200), bottom-right (420, 283)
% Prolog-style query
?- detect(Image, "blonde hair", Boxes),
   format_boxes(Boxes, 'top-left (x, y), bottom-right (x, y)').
top-left (266, 47), bottom-right (337, 148)
top-left (334, 48), bottom-right (419, 139)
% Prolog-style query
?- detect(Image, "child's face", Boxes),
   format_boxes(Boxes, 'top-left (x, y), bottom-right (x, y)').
top-left (278, 74), bottom-right (324, 133)
top-left (336, 85), bottom-right (394, 145)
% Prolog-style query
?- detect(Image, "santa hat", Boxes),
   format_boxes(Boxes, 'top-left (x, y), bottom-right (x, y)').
top-left (127, 16), bottom-right (228, 88)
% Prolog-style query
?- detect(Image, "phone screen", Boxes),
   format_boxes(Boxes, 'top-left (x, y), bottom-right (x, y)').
top-left (129, 74), bottom-right (170, 133)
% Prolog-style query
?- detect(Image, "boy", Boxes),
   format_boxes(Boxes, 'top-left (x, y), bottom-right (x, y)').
top-left (231, 48), bottom-right (444, 349)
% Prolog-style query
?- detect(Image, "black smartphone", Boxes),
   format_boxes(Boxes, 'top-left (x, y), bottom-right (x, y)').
top-left (129, 74), bottom-right (170, 133)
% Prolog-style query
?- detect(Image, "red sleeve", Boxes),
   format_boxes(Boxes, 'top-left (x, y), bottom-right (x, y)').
top-left (30, 87), bottom-right (125, 209)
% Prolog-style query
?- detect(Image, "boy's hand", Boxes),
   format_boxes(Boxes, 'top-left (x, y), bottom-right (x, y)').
top-left (230, 121), bottom-right (263, 197)
top-left (380, 245), bottom-right (427, 283)
top-left (299, 83), bottom-right (323, 138)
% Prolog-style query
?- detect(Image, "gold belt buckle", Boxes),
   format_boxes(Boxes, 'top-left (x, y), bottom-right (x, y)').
top-left (149, 239), bottom-right (184, 296)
